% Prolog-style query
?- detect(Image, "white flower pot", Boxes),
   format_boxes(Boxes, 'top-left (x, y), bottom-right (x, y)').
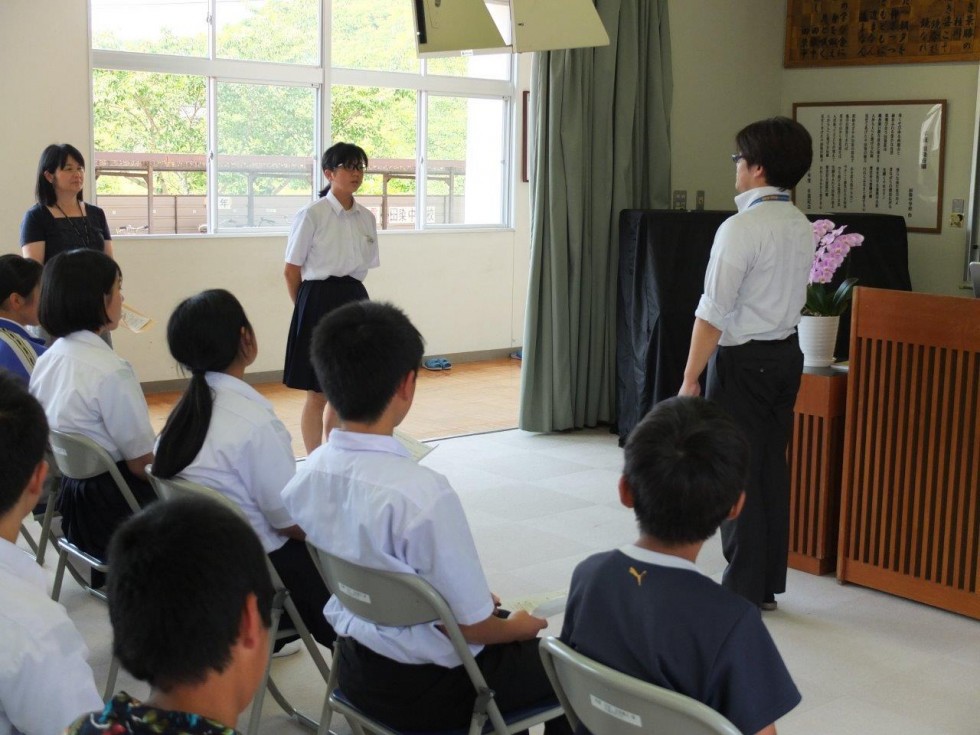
top-left (798, 315), bottom-right (840, 368)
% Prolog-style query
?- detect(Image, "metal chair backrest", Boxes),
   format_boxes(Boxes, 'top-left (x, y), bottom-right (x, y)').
top-left (538, 637), bottom-right (742, 735)
top-left (145, 467), bottom-right (245, 518)
top-left (48, 430), bottom-right (141, 513)
top-left (309, 546), bottom-right (509, 734)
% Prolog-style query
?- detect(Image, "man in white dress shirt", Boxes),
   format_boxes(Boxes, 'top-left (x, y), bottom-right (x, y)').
top-left (679, 117), bottom-right (814, 611)
top-left (0, 371), bottom-right (102, 735)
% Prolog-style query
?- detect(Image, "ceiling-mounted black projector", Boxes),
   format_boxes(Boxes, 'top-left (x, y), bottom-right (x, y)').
top-left (412, 0), bottom-right (609, 56)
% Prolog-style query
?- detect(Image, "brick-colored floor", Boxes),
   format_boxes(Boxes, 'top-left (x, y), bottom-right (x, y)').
top-left (146, 357), bottom-right (522, 457)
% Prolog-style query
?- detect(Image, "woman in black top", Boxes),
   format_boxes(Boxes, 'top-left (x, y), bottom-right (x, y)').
top-left (20, 143), bottom-right (113, 264)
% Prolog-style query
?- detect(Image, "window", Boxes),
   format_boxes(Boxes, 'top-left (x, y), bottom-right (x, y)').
top-left (90, 0), bottom-right (515, 235)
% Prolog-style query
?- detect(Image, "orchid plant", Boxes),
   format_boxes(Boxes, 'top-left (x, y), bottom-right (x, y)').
top-left (803, 219), bottom-right (864, 317)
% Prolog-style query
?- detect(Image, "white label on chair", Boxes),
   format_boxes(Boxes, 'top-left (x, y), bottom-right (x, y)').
top-left (338, 581), bottom-right (371, 604)
top-left (589, 695), bottom-right (642, 727)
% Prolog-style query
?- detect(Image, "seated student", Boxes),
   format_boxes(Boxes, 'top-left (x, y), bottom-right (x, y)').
top-left (153, 289), bottom-right (335, 649)
top-left (0, 371), bottom-right (102, 735)
top-left (561, 397), bottom-right (801, 735)
top-left (65, 495), bottom-right (275, 735)
top-left (29, 249), bottom-right (155, 565)
top-left (281, 301), bottom-right (568, 734)
top-left (0, 254), bottom-right (46, 383)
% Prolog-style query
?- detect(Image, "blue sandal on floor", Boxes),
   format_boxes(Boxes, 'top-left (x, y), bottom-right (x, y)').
top-left (423, 358), bottom-right (444, 371)
top-left (437, 357), bottom-right (452, 369)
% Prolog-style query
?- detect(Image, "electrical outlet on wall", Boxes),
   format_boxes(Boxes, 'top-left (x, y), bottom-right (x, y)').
top-left (672, 190), bottom-right (687, 210)
top-left (695, 190), bottom-right (705, 210)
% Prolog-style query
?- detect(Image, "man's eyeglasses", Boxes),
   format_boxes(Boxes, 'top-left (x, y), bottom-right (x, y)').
top-left (731, 153), bottom-right (745, 164)
top-left (335, 162), bottom-right (366, 172)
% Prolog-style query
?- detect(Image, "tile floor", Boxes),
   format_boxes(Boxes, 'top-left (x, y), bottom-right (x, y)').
top-left (21, 427), bottom-right (980, 735)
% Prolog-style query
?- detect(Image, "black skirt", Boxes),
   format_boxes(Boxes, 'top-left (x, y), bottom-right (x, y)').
top-left (57, 461), bottom-right (156, 563)
top-left (283, 276), bottom-right (369, 391)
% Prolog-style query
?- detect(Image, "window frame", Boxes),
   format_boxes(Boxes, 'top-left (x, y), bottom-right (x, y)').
top-left (89, 0), bottom-right (518, 236)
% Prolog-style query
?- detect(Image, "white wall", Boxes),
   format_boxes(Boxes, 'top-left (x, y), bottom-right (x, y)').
top-left (667, 0), bottom-right (786, 211)
top-left (0, 0), bottom-right (534, 383)
top-left (781, 64), bottom-right (977, 297)
top-left (0, 0), bottom-right (93, 247)
top-left (667, 0), bottom-right (978, 297)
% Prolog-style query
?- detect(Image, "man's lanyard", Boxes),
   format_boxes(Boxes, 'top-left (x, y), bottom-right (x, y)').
top-left (748, 194), bottom-right (790, 208)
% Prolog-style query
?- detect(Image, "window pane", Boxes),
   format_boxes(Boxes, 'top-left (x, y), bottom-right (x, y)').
top-left (93, 70), bottom-right (208, 236)
top-left (331, 85), bottom-right (418, 230)
top-left (426, 54), bottom-right (511, 81)
top-left (215, 82), bottom-right (317, 231)
top-left (217, 0), bottom-right (319, 64)
top-left (426, 96), bottom-right (505, 226)
top-left (91, 0), bottom-right (208, 56)
top-left (332, 1), bottom-right (417, 73)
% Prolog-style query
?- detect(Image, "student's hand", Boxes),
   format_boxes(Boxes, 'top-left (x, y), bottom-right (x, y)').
top-left (506, 609), bottom-right (547, 639)
top-left (678, 378), bottom-right (701, 397)
top-left (491, 592), bottom-right (501, 611)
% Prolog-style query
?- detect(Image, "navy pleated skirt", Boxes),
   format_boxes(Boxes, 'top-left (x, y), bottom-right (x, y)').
top-left (283, 276), bottom-right (369, 392)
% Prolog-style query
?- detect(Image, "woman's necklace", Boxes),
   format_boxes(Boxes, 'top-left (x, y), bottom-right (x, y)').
top-left (55, 200), bottom-right (91, 249)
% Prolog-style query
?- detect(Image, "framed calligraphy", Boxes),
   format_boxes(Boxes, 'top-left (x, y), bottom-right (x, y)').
top-left (793, 100), bottom-right (946, 233)
top-left (786, 0), bottom-right (980, 68)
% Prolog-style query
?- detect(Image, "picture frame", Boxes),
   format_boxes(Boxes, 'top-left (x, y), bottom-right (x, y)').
top-left (793, 100), bottom-right (946, 233)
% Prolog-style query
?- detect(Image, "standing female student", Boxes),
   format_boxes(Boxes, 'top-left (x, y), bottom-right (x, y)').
top-left (21, 143), bottom-right (113, 265)
top-left (154, 289), bottom-right (335, 649)
top-left (29, 250), bottom-right (155, 564)
top-left (283, 142), bottom-right (378, 454)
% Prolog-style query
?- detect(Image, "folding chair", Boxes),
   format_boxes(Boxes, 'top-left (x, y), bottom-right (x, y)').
top-left (18, 449), bottom-right (63, 566)
top-left (538, 637), bottom-right (741, 735)
top-left (47, 430), bottom-right (140, 700)
top-left (145, 468), bottom-right (336, 735)
top-left (308, 546), bottom-right (565, 735)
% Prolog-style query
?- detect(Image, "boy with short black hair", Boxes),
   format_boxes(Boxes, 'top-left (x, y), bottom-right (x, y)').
top-left (0, 371), bottom-right (102, 735)
top-left (65, 496), bottom-right (275, 734)
top-left (282, 300), bottom-right (567, 733)
top-left (561, 397), bottom-right (801, 735)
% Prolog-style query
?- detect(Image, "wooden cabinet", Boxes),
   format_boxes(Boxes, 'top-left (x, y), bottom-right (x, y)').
top-left (788, 368), bottom-right (848, 575)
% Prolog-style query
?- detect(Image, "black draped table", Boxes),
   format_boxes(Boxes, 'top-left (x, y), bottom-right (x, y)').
top-left (615, 209), bottom-right (912, 442)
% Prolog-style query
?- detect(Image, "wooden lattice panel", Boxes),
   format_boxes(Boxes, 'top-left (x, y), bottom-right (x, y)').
top-left (838, 287), bottom-right (980, 619)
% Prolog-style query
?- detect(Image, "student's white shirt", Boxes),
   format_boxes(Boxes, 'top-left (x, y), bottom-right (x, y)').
top-left (695, 186), bottom-right (814, 346)
top-left (284, 191), bottom-right (379, 282)
top-left (281, 430), bottom-right (494, 668)
top-left (170, 372), bottom-right (296, 553)
top-left (0, 537), bottom-right (102, 735)
top-left (29, 331), bottom-right (155, 463)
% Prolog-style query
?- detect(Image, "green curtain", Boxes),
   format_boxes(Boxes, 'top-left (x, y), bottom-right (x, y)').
top-left (519, 0), bottom-right (672, 432)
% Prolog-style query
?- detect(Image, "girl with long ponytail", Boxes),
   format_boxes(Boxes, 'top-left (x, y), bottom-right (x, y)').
top-left (155, 289), bottom-right (335, 649)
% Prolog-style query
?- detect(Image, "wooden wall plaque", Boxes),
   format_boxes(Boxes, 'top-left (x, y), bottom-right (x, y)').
top-left (786, 0), bottom-right (980, 68)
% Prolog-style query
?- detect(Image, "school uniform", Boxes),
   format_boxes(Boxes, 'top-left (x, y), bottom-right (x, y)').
top-left (281, 431), bottom-right (563, 732)
top-left (562, 546), bottom-right (801, 735)
top-left (29, 331), bottom-right (156, 562)
top-left (283, 191), bottom-right (378, 391)
top-left (172, 372), bottom-right (334, 647)
top-left (0, 318), bottom-right (46, 384)
top-left (0, 536), bottom-right (103, 735)
top-left (695, 185), bottom-right (813, 606)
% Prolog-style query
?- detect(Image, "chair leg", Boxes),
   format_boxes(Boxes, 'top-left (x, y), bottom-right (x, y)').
top-left (51, 548), bottom-right (68, 601)
top-left (317, 658), bottom-right (340, 735)
top-left (19, 524), bottom-right (39, 555)
top-left (281, 596), bottom-right (335, 732)
top-left (103, 658), bottom-right (120, 701)
top-left (36, 494), bottom-right (58, 566)
top-left (246, 598), bottom-right (285, 735)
